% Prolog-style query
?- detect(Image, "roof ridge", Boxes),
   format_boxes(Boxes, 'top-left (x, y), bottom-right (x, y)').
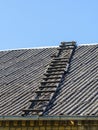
top-left (0, 46), bottom-right (59, 52)
top-left (0, 42), bottom-right (98, 52)
top-left (79, 43), bottom-right (98, 46)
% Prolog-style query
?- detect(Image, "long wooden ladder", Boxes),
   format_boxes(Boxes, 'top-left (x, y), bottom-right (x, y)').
top-left (22, 41), bottom-right (76, 116)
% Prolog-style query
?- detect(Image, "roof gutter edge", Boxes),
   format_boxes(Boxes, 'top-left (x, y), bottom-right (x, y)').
top-left (0, 116), bottom-right (98, 121)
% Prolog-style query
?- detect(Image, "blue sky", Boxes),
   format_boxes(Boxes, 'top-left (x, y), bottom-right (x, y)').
top-left (0, 0), bottom-right (98, 50)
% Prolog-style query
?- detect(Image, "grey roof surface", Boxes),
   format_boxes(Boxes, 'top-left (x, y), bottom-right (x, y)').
top-left (0, 45), bottom-right (98, 116)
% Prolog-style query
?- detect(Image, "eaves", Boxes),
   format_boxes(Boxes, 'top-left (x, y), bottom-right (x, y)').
top-left (0, 115), bottom-right (98, 121)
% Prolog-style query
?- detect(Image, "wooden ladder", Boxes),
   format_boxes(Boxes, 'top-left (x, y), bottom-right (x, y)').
top-left (22, 41), bottom-right (76, 116)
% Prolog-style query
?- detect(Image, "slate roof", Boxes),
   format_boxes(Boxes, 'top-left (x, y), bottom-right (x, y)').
top-left (0, 44), bottom-right (98, 116)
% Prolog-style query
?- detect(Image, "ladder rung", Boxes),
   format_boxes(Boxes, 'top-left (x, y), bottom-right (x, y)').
top-left (57, 46), bottom-right (74, 50)
top-left (44, 72), bottom-right (64, 76)
top-left (23, 109), bottom-right (43, 112)
top-left (60, 41), bottom-right (76, 46)
top-left (46, 69), bottom-right (66, 73)
top-left (58, 45), bottom-right (75, 51)
top-left (43, 76), bottom-right (61, 80)
top-left (29, 99), bottom-right (50, 102)
top-left (39, 85), bottom-right (57, 89)
top-left (53, 57), bottom-right (69, 60)
top-left (51, 60), bottom-right (69, 63)
top-left (50, 63), bottom-right (67, 66)
top-left (48, 66), bottom-right (66, 69)
top-left (41, 80), bottom-right (60, 84)
top-left (36, 90), bottom-right (55, 93)
top-left (57, 47), bottom-right (74, 50)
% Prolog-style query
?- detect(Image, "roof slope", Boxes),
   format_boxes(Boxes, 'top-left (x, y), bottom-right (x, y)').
top-left (0, 45), bottom-right (98, 116)
top-left (46, 45), bottom-right (98, 116)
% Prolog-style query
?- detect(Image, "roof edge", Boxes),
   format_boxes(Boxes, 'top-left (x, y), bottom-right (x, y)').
top-left (0, 46), bottom-right (59, 52)
top-left (79, 43), bottom-right (98, 46)
top-left (0, 43), bottom-right (98, 52)
top-left (0, 115), bottom-right (98, 121)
